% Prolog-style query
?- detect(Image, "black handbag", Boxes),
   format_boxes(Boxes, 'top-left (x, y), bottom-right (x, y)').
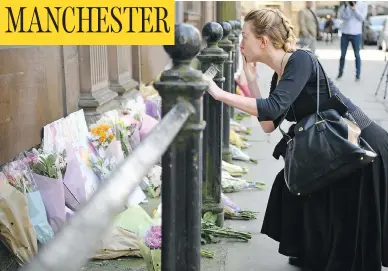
top-left (279, 53), bottom-right (377, 196)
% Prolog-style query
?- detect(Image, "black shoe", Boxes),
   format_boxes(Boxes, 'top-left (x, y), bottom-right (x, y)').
top-left (356, 75), bottom-right (360, 81)
top-left (337, 72), bottom-right (343, 79)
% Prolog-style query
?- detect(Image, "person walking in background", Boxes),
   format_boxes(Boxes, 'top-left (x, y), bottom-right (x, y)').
top-left (337, 1), bottom-right (368, 81)
top-left (298, 1), bottom-right (319, 54)
top-left (324, 15), bottom-right (335, 43)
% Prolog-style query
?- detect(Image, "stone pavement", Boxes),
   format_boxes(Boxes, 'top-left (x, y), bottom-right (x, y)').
top-left (81, 41), bottom-right (388, 271)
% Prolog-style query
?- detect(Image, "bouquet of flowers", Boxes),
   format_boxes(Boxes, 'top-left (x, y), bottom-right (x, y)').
top-left (222, 193), bottom-right (259, 220)
top-left (0, 171), bottom-right (38, 264)
top-left (87, 119), bottom-right (121, 180)
top-left (100, 111), bottom-right (135, 157)
top-left (27, 148), bottom-right (67, 179)
top-left (3, 160), bottom-right (39, 193)
top-left (139, 225), bottom-right (162, 271)
top-left (88, 150), bottom-right (117, 181)
top-left (1, 160), bottom-right (54, 244)
top-left (141, 165), bottom-right (161, 198)
top-left (89, 123), bottom-right (116, 150)
top-left (201, 212), bottom-right (252, 244)
top-left (26, 148), bottom-right (67, 233)
top-left (139, 225), bottom-right (215, 270)
top-left (121, 109), bottom-right (142, 150)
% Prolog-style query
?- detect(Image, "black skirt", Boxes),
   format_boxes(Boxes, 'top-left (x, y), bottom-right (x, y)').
top-left (261, 121), bottom-right (388, 271)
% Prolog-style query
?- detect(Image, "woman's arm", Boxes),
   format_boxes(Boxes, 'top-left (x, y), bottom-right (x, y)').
top-left (245, 77), bottom-right (274, 132)
top-left (207, 51), bottom-right (313, 131)
top-left (218, 91), bottom-right (258, 116)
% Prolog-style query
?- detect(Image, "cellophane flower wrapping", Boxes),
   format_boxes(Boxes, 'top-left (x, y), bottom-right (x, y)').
top-left (141, 165), bottom-right (161, 198)
top-left (139, 225), bottom-right (162, 271)
top-left (62, 143), bottom-right (87, 211)
top-left (26, 149), bottom-right (67, 233)
top-left (87, 120), bottom-right (118, 181)
top-left (122, 97), bottom-right (146, 150)
top-left (2, 160), bottom-right (54, 244)
top-left (144, 94), bottom-right (162, 121)
top-left (99, 110), bottom-right (134, 157)
top-left (139, 114), bottom-right (158, 142)
top-left (0, 172), bottom-right (38, 265)
top-left (87, 112), bottom-right (146, 207)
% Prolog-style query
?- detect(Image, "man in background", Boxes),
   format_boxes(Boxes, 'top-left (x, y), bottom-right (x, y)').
top-left (298, 1), bottom-right (320, 54)
top-left (337, 1), bottom-right (368, 81)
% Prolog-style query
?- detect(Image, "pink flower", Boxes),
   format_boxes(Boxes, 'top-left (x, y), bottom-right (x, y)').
top-left (144, 225), bottom-right (162, 249)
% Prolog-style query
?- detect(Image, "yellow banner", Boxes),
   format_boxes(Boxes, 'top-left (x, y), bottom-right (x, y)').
top-left (0, 0), bottom-right (175, 45)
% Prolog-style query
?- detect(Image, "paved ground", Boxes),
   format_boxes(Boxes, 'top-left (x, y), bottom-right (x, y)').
top-left (80, 40), bottom-right (388, 271)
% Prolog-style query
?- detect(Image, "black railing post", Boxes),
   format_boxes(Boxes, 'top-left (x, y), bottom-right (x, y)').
top-left (234, 20), bottom-right (242, 74)
top-left (197, 22), bottom-right (228, 227)
top-left (218, 22), bottom-right (233, 163)
top-left (227, 20), bottom-right (237, 118)
top-left (153, 23), bottom-right (207, 271)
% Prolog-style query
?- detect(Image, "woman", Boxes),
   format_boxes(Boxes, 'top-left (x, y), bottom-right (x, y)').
top-left (203, 8), bottom-right (388, 271)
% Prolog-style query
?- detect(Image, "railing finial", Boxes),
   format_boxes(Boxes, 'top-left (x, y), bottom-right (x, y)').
top-left (221, 22), bottom-right (232, 41)
top-left (164, 23), bottom-right (202, 64)
top-left (202, 22), bottom-right (224, 46)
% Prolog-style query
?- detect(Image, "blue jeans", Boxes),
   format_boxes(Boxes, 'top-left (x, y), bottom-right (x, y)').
top-left (339, 34), bottom-right (362, 77)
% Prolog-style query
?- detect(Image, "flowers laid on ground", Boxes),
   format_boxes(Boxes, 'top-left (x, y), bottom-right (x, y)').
top-left (230, 145), bottom-right (258, 164)
top-left (201, 212), bottom-right (252, 244)
top-left (88, 153), bottom-right (117, 181)
top-left (0, 82), bottom-right (267, 267)
top-left (222, 160), bottom-right (248, 177)
top-left (222, 194), bottom-right (259, 220)
top-left (139, 225), bottom-right (162, 271)
top-left (144, 225), bottom-right (162, 249)
top-left (89, 123), bottom-right (115, 150)
top-left (27, 148), bottom-right (67, 179)
top-left (140, 223), bottom-right (215, 271)
top-left (3, 160), bottom-right (38, 193)
top-left (222, 171), bottom-right (265, 193)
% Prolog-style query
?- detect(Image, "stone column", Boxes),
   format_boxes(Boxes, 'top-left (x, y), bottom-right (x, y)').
top-left (216, 1), bottom-right (240, 21)
top-left (107, 46), bottom-right (138, 106)
top-left (78, 45), bottom-right (119, 124)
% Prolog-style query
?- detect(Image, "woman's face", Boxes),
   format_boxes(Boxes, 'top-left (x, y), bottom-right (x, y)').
top-left (240, 21), bottom-right (265, 63)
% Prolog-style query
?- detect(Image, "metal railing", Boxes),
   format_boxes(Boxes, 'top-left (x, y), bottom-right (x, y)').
top-left (21, 20), bottom-right (241, 271)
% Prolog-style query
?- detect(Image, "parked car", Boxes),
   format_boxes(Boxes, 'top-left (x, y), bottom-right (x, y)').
top-left (364, 15), bottom-right (388, 45)
top-left (378, 18), bottom-right (388, 51)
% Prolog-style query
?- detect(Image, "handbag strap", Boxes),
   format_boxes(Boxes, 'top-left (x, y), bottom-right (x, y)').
top-left (306, 51), bottom-right (332, 115)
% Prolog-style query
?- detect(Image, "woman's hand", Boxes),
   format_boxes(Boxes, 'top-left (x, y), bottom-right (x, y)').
top-left (241, 52), bottom-right (257, 83)
top-left (202, 75), bottom-right (225, 101)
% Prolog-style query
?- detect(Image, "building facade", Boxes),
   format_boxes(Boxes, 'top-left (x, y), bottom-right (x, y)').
top-left (0, 1), bottom-right (241, 166)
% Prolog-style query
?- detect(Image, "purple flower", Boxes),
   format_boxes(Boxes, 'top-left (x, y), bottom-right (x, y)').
top-left (144, 225), bottom-right (162, 249)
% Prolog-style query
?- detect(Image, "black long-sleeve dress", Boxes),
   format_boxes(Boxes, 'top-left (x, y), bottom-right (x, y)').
top-left (259, 49), bottom-right (388, 271)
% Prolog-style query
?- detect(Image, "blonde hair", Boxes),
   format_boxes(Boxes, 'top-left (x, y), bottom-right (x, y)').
top-left (244, 8), bottom-right (297, 53)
